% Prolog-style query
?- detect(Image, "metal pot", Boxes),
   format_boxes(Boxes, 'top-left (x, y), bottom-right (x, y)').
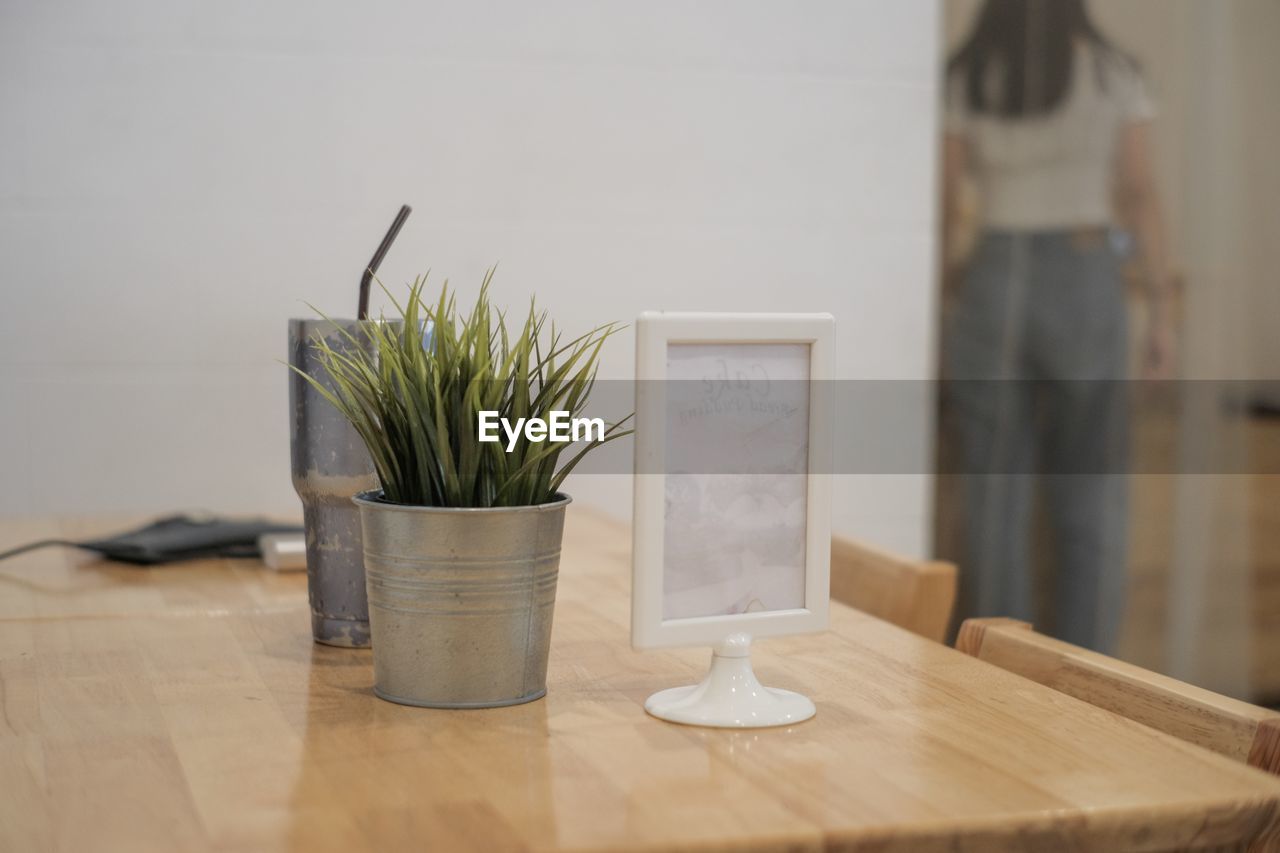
top-left (353, 490), bottom-right (570, 708)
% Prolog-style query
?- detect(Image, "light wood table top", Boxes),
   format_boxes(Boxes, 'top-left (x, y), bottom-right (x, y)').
top-left (1, 511), bottom-right (1278, 852)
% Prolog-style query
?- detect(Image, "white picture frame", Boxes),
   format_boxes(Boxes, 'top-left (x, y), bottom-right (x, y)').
top-left (631, 312), bottom-right (834, 651)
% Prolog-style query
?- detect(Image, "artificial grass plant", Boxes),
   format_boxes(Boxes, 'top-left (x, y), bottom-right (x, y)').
top-left (295, 269), bottom-right (631, 507)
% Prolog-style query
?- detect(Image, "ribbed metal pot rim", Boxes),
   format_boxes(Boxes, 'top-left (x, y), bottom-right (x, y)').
top-left (352, 490), bottom-right (572, 515)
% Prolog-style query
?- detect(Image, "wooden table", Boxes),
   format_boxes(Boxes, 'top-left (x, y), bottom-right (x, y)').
top-left (2, 512), bottom-right (1279, 852)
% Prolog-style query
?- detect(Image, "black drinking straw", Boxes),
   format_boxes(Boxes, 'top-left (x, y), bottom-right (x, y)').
top-left (357, 204), bottom-right (413, 320)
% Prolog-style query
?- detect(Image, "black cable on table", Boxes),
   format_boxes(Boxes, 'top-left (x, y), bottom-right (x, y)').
top-left (0, 539), bottom-right (80, 562)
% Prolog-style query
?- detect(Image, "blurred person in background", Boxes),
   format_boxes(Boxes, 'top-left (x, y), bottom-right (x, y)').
top-left (941, 0), bottom-right (1174, 651)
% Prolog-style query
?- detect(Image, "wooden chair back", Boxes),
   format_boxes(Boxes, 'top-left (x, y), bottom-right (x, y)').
top-left (830, 536), bottom-right (957, 643)
top-left (957, 617), bottom-right (1280, 776)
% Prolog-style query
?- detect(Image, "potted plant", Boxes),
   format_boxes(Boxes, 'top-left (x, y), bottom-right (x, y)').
top-left (298, 270), bottom-right (630, 708)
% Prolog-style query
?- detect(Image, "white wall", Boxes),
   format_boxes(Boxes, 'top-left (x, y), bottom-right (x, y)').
top-left (0, 1), bottom-right (940, 555)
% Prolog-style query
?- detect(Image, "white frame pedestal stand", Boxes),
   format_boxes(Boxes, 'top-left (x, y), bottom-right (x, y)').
top-left (643, 633), bottom-right (816, 728)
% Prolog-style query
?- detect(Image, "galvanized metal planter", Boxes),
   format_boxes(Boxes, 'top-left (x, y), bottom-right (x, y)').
top-left (353, 490), bottom-right (570, 708)
top-left (289, 318), bottom-right (378, 648)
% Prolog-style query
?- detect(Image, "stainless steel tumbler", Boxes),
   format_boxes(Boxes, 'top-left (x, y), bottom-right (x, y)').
top-left (289, 318), bottom-right (378, 648)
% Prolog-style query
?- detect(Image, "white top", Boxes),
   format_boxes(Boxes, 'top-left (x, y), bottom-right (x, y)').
top-left (945, 46), bottom-right (1155, 231)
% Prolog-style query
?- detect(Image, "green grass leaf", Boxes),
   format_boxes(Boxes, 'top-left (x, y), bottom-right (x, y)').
top-left (303, 269), bottom-right (629, 507)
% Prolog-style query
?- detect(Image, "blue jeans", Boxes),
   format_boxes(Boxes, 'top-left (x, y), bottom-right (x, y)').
top-left (943, 231), bottom-right (1130, 652)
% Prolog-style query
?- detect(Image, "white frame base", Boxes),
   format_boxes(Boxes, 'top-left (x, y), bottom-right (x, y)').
top-left (643, 634), bottom-right (816, 729)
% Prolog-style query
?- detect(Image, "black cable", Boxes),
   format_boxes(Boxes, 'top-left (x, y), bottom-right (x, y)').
top-left (0, 539), bottom-right (81, 562)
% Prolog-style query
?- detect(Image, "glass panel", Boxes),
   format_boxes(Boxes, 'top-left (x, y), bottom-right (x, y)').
top-left (938, 0), bottom-right (1277, 700)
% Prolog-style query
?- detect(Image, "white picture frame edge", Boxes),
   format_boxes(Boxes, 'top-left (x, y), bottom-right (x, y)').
top-left (631, 311), bottom-right (835, 650)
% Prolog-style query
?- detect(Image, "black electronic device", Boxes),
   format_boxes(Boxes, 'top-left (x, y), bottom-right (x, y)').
top-left (0, 515), bottom-right (304, 565)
